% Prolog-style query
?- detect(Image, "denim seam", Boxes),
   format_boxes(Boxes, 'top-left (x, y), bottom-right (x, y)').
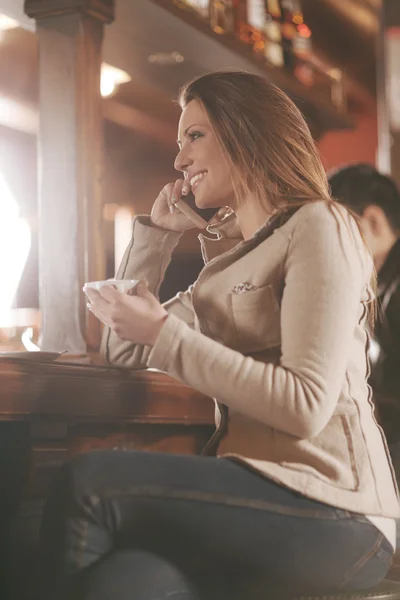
top-left (76, 518), bottom-right (89, 571)
top-left (376, 544), bottom-right (394, 570)
top-left (99, 485), bottom-right (354, 520)
top-left (338, 531), bottom-right (383, 588)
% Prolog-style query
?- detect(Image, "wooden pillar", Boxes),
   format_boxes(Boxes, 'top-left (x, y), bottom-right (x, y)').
top-left (377, 0), bottom-right (400, 188)
top-left (24, 0), bottom-right (115, 353)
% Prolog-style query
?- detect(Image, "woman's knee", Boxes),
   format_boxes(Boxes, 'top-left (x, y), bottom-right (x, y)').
top-left (81, 550), bottom-right (200, 600)
top-left (47, 449), bottom-right (152, 515)
top-left (67, 450), bottom-right (110, 487)
top-left (45, 451), bottom-right (110, 513)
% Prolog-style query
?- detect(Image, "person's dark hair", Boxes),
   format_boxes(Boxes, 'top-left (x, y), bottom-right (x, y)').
top-left (328, 163), bottom-right (400, 235)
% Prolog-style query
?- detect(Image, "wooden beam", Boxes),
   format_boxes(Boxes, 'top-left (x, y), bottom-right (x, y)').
top-left (24, 0), bottom-right (115, 353)
top-left (24, 0), bottom-right (114, 22)
top-left (317, 0), bottom-right (378, 39)
top-left (377, 0), bottom-right (400, 188)
top-left (0, 88), bottom-right (176, 145)
top-left (103, 98), bottom-right (177, 149)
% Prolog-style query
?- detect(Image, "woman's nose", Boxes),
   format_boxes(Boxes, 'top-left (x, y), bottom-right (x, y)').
top-left (174, 147), bottom-right (192, 172)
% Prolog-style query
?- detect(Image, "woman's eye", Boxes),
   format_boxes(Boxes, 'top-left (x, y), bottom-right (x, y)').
top-left (189, 131), bottom-right (203, 142)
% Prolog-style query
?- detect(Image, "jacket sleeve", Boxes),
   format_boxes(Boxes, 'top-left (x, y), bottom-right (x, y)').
top-left (147, 203), bottom-right (371, 439)
top-left (101, 216), bottom-right (196, 368)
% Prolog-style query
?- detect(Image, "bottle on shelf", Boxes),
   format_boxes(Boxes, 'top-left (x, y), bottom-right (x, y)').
top-left (280, 0), bottom-right (314, 85)
top-left (264, 0), bottom-right (284, 67)
top-left (173, 0), bottom-right (210, 20)
top-left (280, 0), bottom-right (300, 71)
top-left (210, 0), bottom-right (281, 67)
top-left (292, 22), bottom-right (313, 86)
top-left (172, 0), bottom-right (196, 12)
top-left (234, 0), bottom-right (265, 52)
top-left (213, 0), bottom-right (285, 68)
top-left (187, 0), bottom-right (210, 19)
top-left (210, 0), bottom-right (235, 35)
top-left (305, 51), bottom-right (347, 113)
top-left (329, 68), bottom-right (347, 113)
top-left (281, 0), bottom-right (302, 24)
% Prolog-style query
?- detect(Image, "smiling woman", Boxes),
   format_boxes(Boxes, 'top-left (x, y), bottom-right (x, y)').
top-left (41, 71), bottom-right (398, 600)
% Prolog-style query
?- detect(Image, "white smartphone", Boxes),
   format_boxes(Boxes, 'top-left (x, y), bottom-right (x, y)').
top-left (175, 191), bottom-right (219, 229)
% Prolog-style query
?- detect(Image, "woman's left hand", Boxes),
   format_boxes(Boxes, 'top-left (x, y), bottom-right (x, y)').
top-left (85, 282), bottom-right (168, 346)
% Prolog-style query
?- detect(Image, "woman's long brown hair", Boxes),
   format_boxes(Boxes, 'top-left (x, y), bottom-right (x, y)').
top-left (178, 70), bottom-right (376, 327)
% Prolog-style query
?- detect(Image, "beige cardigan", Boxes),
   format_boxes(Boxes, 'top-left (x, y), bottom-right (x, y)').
top-left (101, 201), bottom-right (400, 518)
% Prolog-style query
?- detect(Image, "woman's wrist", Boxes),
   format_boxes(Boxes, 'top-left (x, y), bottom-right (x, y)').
top-left (148, 311), bottom-right (169, 346)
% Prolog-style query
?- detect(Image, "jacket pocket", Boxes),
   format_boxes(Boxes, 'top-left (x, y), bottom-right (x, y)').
top-left (230, 283), bottom-right (281, 353)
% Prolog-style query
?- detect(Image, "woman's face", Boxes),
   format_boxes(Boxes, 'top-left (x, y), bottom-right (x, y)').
top-left (175, 99), bottom-right (236, 210)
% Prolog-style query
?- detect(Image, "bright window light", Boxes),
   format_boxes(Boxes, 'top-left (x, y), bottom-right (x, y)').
top-left (101, 75), bottom-right (116, 98)
top-left (101, 63), bottom-right (131, 98)
top-left (114, 206), bottom-right (134, 273)
top-left (0, 173), bottom-right (31, 326)
top-left (0, 15), bottom-right (19, 31)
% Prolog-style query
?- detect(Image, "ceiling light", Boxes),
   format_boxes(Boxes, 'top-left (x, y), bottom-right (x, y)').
top-left (100, 63), bottom-right (131, 98)
top-left (148, 51), bottom-right (185, 66)
top-left (0, 15), bottom-right (19, 31)
top-left (101, 75), bottom-right (116, 98)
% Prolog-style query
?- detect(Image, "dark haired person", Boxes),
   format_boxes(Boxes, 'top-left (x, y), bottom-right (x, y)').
top-left (330, 163), bottom-right (400, 547)
top-left (329, 164), bottom-right (400, 459)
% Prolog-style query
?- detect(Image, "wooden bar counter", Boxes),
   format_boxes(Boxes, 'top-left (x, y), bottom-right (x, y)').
top-left (0, 355), bottom-right (214, 599)
top-left (0, 355), bottom-right (215, 498)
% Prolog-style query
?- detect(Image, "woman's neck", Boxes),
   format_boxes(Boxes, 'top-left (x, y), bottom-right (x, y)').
top-left (235, 197), bottom-right (275, 240)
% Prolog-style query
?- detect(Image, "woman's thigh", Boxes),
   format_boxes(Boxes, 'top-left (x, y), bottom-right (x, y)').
top-left (42, 449), bottom-right (390, 593)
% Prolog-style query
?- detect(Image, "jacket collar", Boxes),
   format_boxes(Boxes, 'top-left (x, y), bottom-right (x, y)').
top-left (197, 211), bottom-right (242, 264)
top-left (198, 207), bottom-right (299, 264)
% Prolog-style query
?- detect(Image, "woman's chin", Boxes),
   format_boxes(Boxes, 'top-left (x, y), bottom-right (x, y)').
top-left (193, 190), bottom-right (208, 209)
top-left (195, 190), bottom-right (220, 211)
top-left (194, 182), bottom-right (232, 210)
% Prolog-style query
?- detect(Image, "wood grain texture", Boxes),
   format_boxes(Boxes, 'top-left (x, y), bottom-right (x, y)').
top-left (0, 359), bottom-right (215, 424)
top-left (0, 359), bottom-right (214, 600)
top-left (32, 10), bottom-right (110, 352)
top-left (0, 359), bottom-right (215, 501)
top-left (24, 0), bottom-right (115, 22)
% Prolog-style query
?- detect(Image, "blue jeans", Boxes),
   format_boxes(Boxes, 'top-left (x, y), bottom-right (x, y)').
top-left (41, 450), bottom-right (393, 600)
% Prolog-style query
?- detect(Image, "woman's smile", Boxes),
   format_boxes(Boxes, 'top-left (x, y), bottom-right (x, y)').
top-left (189, 170), bottom-right (208, 192)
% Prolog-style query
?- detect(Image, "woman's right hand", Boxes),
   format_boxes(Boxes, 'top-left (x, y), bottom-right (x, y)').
top-left (150, 180), bottom-right (196, 232)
